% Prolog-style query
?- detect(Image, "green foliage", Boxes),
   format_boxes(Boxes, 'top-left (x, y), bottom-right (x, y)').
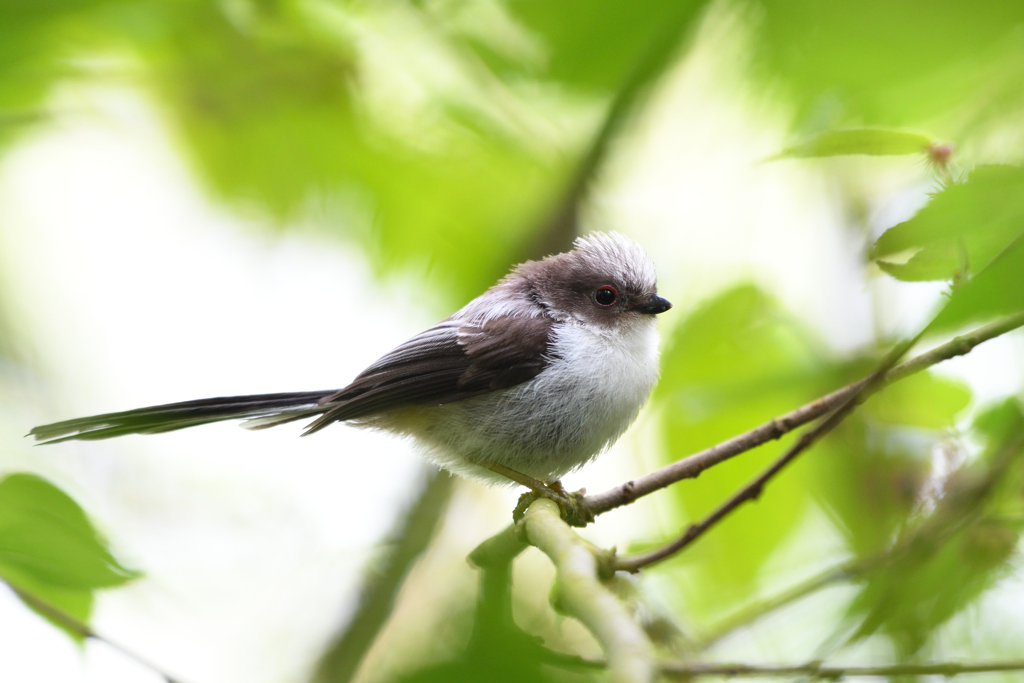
top-left (745, 0), bottom-right (1024, 135)
top-left (131, 0), bottom-right (565, 304)
top-left (863, 371), bottom-right (971, 430)
top-left (0, 473), bottom-right (138, 642)
top-left (655, 285), bottom-right (834, 614)
top-left (465, 0), bottom-right (707, 92)
top-left (869, 164), bottom-right (1024, 333)
top-left (655, 284), bottom-right (976, 620)
top-left (929, 234), bottom-right (1024, 333)
top-left (845, 399), bottom-right (1024, 654)
top-left (815, 369), bottom-right (969, 558)
top-left (0, 0), bottom-right (119, 147)
top-left (0, 0), bottom-right (715, 306)
top-left (771, 129), bottom-right (935, 160)
top-left (872, 166), bottom-right (1024, 283)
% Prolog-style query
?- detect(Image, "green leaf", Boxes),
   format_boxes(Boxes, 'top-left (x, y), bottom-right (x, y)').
top-left (0, 474), bottom-right (138, 641)
top-left (872, 165), bottom-right (1024, 283)
top-left (849, 519), bottom-right (1019, 654)
top-left (771, 129), bottom-right (934, 160)
top-left (138, 1), bottom-right (571, 305)
top-left (928, 232), bottom-right (1024, 333)
top-left (863, 371), bottom-right (971, 429)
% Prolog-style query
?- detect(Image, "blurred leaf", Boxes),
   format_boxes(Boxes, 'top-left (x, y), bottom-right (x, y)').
top-left (812, 420), bottom-right (928, 557)
top-left (974, 397), bottom-right (1024, 442)
top-left (0, 0), bottom-right (121, 148)
top-left (851, 519), bottom-right (1020, 654)
top-left (864, 371), bottom-right (971, 429)
top-left (746, 0), bottom-right (1024, 135)
top-left (771, 129), bottom-right (934, 160)
top-left (654, 285), bottom-right (835, 615)
top-left (0, 473), bottom-right (138, 641)
top-left (389, 595), bottom-right (592, 683)
top-left (657, 285), bottom-right (979, 614)
top-left (872, 165), bottom-right (1024, 282)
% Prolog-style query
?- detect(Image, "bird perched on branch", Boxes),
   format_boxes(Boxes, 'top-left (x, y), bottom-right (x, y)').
top-left (31, 232), bottom-right (671, 488)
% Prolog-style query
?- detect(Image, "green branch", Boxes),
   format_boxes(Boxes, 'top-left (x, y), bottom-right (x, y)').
top-left (523, 499), bottom-right (655, 683)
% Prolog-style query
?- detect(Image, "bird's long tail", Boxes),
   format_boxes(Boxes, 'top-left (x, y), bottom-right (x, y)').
top-left (29, 390), bottom-right (337, 444)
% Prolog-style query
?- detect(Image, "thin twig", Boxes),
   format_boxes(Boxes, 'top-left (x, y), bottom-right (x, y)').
top-left (9, 583), bottom-right (180, 683)
top-left (523, 498), bottom-right (656, 683)
top-left (695, 558), bottom-right (866, 650)
top-left (660, 658), bottom-right (1024, 678)
top-left (312, 470), bottom-right (455, 683)
top-left (614, 335), bottom-right (918, 572)
top-left (584, 312), bottom-right (1024, 518)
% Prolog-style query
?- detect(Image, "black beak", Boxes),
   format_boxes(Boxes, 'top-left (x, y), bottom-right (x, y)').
top-left (635, 295), bottom-right (672, 315)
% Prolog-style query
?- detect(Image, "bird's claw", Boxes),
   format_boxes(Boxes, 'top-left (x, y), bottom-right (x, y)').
top-left (513, 482), bottom-right (593, 528)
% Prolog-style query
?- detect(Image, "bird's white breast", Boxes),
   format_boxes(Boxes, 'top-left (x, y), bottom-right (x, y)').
top-left (408, 317), bottom-right (661, 483)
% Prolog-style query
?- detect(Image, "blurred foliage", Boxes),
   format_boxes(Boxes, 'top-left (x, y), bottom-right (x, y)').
top-left (654, 285), bottom-right (832, 615)
top-left (746, 0), bottom-right (1024, 137)
top-left (872, 166), bottom-right (1024, 283)
top-left (868, 165), bottom-right (1024, 333)
top-left (846, 399), bottom-right (1024, 654)
top-left (0, 0), bottom-right (711, 306)
top-left (0, 473), bottom-right (138, 642)
top-left (456, 0), bottom-right (702, 93)
top-left (654, 285), bottom-right (973, 621)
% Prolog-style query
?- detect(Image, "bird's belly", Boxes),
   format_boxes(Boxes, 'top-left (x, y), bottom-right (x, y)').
top-left (407, 320), bottom-right (661, 483)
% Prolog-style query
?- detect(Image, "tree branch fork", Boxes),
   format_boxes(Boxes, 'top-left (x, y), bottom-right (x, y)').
top-left (469, 313), bottom-right (1024, 683)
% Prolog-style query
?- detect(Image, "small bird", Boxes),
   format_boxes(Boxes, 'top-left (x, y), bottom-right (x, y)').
top-left (30, 232), bottom-right (671, 487)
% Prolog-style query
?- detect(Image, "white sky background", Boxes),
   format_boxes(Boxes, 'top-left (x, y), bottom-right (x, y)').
top-left (1, 8), bottom-right (1024, 682)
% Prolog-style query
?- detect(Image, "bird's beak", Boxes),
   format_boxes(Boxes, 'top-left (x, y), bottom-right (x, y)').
top-left (634, 295), bottom-right (672, 315)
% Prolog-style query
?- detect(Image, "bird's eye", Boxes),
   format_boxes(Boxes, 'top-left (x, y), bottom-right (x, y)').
top-left (594, 285), bottom-right (618, 307)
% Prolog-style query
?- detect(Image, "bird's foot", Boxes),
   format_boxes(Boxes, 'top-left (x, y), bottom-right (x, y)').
top-left (513, 481), bottom-right (593, 528)
top-left (483, 463), bottom-right (594, 527)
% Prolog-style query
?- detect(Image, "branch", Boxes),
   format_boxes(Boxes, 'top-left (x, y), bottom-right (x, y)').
top-left (584, 312), bottom-right (1024, 517)
top-left (522, 498), bottom-right (655, 683)
top-left (312, 470), bottom-right (455, 683)
top-left (614, 335), bottom-right (917, 572)
top-left (8, 583), bottom-right (180, 683)
top-left (467, 524), bottom-right (527, 644)
top-left (660, 659), bottom-right (1024, 678)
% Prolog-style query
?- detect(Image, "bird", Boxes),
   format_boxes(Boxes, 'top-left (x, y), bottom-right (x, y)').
top-left (30, 232), bottom-right (671, 488)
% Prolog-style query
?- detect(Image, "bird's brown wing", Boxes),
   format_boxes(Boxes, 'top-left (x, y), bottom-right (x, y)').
top-left (304, 315), bottom-right (555, 434)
